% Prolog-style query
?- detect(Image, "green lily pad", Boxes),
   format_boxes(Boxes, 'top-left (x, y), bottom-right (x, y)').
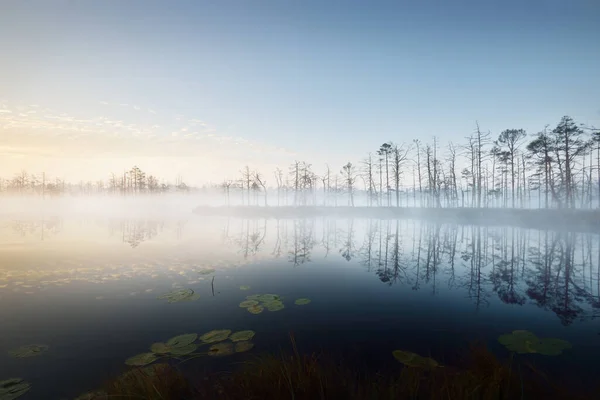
top-left (180, 293), bottom-right (201, 301)
top-left (257, 294), bottom-right (280, 302)
top-left (150, 342), bottom-right (171, 354)
top-left (157, 289), bottom-right (197, 303)
top-left (169, 344), bottom-right (198, 356)
top-left (166, 333), bottom-right (198, 348)
top-left (265, 301), bottom-right (285, 312)
top-left (498, 330), bottom-right (538, 354)
top-left (230, 330), bottom-right (255, 342)
top-left (8, 344), bottom-right (49, 358)
top-left (240, 285), bottom-right (251, 290)
top-left (208, 342), bottom-right (234, 357)
top-left (245, 294), bottom-right (261, 301)
top-left (294, 298), bottom-right (311, 305)
top-left (534, 338), bottom-right (572, 356)
top-left (199, 268), bottom-right (216, 275)
top-left (247, 305), bottom-right (264, 314)
top-left (239, 300), bottom-right (259, 308)
top-left (199, 329), bottom-right (231, 343)
top-left (125, 352), bottom-right (158, 366)
top-left (234, 341), bottom-right (254, 353)
top-left (0, 379), bottom-right (31, 400)
top-left (392, 350), bottom-right (440, 369)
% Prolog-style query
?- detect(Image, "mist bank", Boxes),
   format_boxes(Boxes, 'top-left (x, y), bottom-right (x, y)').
top-left (193, 206), bottom-right (600, 233)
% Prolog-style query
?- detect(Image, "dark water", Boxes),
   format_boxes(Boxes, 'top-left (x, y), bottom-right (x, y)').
top-left (1, 216), bottom-right (599, 399)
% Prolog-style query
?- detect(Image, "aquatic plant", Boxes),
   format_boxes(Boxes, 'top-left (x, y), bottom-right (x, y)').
top-left (125, 352), bottom-right (159, 366)
top-left (234, 341), bottom-right (254, 353)
top-left (208, 342), bottom-right (234, 357)
top-left (199, 329), bottom-right (231, 343)
top-left (265, 300), bottom-right (285, 312)
top-left (0, 379), bottom-right (31, 400)
top-left (240, 285), bottom-right (251, 290)
top-left (8, 344), bottom-right (48, 358)
top-left (157, 289), bottom-right (199, 303)
top-left (247, 305), bottom-right (264, 314)
top-left (230, 330), bottom-right (255, 342)
top-left (392, 350), bottom-right (441, 369)
top-left (239, 300), bottom-right (259, 308)
top-left (294, 298), bottom-right (311, 305)
top-left (198, 268), bottom-right (216, 275)
top-left (497, 330), bottom-right (572, 355)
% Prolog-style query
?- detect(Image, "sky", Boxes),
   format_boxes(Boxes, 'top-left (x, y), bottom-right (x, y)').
top-left (1, 0), bottom-right (599, 186)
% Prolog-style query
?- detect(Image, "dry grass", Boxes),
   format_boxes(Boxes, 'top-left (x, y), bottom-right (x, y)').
top-left (81, 335), bottom-right (599, 400)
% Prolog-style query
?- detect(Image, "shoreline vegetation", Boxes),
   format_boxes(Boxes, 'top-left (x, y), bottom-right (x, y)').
top-left (193, 206), bottom-right (600, 233)
top-left (76, 338), bottom-right (598, 400)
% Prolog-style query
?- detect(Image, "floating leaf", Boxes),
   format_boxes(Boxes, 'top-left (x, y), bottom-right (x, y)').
top-left (240, 285), bottom-right (251, 290)
top-left (180, 293), bottom-right (201, 302)
top-left (199, 329), bottom-right (231, 343)
top-left (392, 350), bottom-right (440, 369)
top-left (230, 330), bottom-right (255, 342)
top-left (150, 342), bottom-right (171, 354)
top-left (208, 342), bottom-right (234, 357)
top-left (265, 301), bottom-right (285, 312)
top-left (534, 338), bottom-right (572, 356)
top-left (166, 333), bottom-right (198, 348)
top-left (234, 341), bottom-right (254, 353)
top-left (239, 300), bottom-right (259, 308)
top-left (294, 298), bottom-right (311, 305)
top-left (0, 378), bottom-right (31, 400)
top-left (199, 268), bottom-right (216, 275)
top-left (125, 352), bottom-right (158, 366)
top-left (169, 344), bottom-right (198, 356)
top-left (247, 305), bottom-right (264, 315)
top-left (257, 294), bottom-right (280, 303)
top-left (246, 294), bottom-right (261, 301)
top-left (157, 289), bottom-right (197, 303)
top-left (8, 344), bottom-right (48, 358)
top-left (498, 330), bottom-right (540, 354)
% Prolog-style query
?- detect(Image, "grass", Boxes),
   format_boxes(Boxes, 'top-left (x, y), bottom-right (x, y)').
top-left (78, 335), bottom-right (599, 400)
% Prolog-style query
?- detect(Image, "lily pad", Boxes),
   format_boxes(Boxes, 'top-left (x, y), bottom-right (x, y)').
top-left (239, 300), bottom-right (259, 308)
top-left (166, 333), bottom-right (198, 348)
top-left (125, 352), bottom-right (158, 366)
top-left (257, 294), bottom-right (280, 303)
top-left (240, 285), bottom-right (251, 290)
top-left (246, 294), bottom-right (261, 301)
top-left (534, 338), bottom-right (572, 356)
top-left (208, 342), bottom-right (234, 357)
top-left (8, 344), bottom-right (48, 358)
top-left (234, 341), bottom-right (254, 353)
top-left (0, 379), bottom-right (31, 400)
top-left (169, 344), bottom-right (198, 356)
top-left (230, 330), bottom-right (255, 342)
top-left (180, 293), bottom-right (201, 301)
top-left (498, 330), bottom-right (538, 354)
top-left (247, 305), bottom-right (264, 315)
top-left (157, 289), bottom-right (197, 303)
top-left (150, 342), bottom-right (171, 354)
top-left (199, 268), bottom-right (216, 275)
top-left (199, 329), bottom-right (231, 343)
top-left (392, 350), bottom-right (440, 369)
top-left (265, 301), bottom-right (285, 312)
top-left (294, 298), bottom-right (311, 305)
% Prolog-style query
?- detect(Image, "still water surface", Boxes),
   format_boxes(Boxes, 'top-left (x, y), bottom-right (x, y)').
top-left (1, 216), bottom-right (599, 399)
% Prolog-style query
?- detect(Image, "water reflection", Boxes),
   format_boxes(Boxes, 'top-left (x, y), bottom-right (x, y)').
top-left (1, 217), bottom-right (599, 327)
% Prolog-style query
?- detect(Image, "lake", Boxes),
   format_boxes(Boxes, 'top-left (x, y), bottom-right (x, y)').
top-left (1, 215), bottom-right (599, 399)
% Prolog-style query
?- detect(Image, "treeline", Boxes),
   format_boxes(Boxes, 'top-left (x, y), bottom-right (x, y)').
top-left (227, 116), bottom-right (600, 209)
top-left (0, 166), bottom-right (192, 196)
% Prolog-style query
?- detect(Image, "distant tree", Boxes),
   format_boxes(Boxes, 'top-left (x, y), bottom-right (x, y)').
top-left (496, 129), bottom-right (527, 208)
top-left (341, 162), bottom-right (357, 206)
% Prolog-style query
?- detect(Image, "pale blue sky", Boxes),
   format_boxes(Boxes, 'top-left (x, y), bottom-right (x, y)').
top-left (1, 0), bottom-right (599, 184)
